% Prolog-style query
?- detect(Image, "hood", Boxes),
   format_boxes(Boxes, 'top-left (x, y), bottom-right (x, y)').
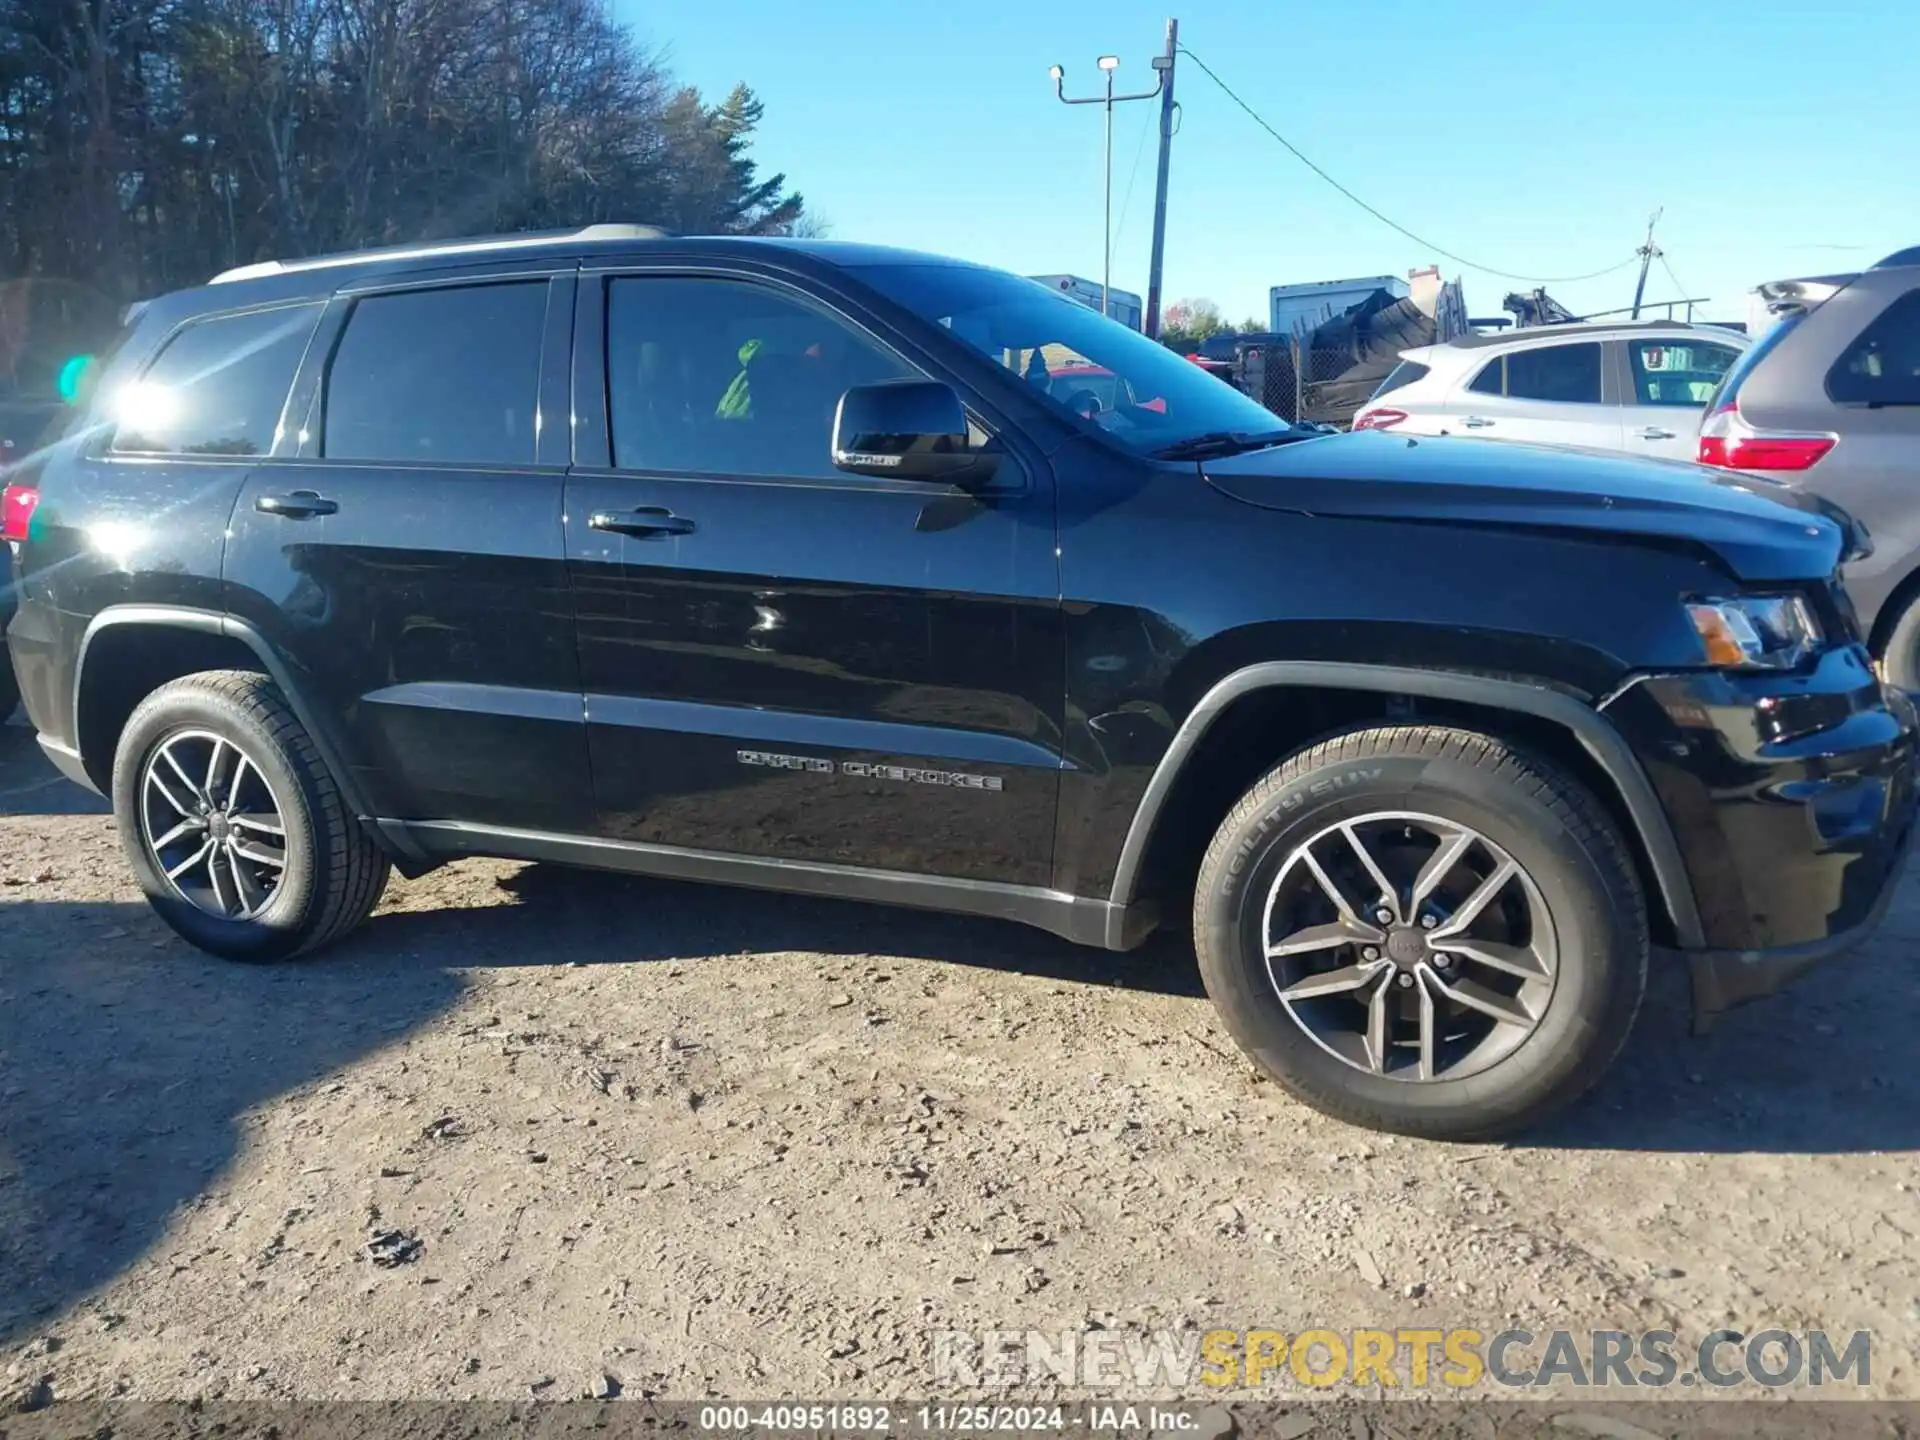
top-left (1202, 431), bottom-right (1847, 582)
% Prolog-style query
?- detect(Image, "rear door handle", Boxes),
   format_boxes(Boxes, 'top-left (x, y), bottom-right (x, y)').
top-left (1635, 426), bottom-right (1677, 440)
top-left (254, 490), bottom-right (338, 518)
top-left (590, 506), bottom-right (696, 539)
top-left (1460, 415), bottom-right (1495, 429)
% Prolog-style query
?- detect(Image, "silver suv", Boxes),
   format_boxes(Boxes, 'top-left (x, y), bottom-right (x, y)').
top-left (1354, 320), bottom-right (1748, 463)
top-left (1697, 247), bottom-right (1920, 681)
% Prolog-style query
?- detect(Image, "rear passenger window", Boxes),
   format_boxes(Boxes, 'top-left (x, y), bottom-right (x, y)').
top-left (323, 282), bottom-right (548, 464)
top-left (111, 305), bottom-right (319, 457)
top-left (1828, 289), bottom-right (1920, 406)
top-left (1370, 360), bottom-right (1430, 399)
top-left (1503, 343), bottom-right (1601, 403)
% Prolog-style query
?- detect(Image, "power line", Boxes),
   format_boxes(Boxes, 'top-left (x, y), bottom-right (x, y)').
top-left (1177, 45), bottom-right (1642, 287)
top-left (1657, 252), bottom-right (1693, 300)
top-left (1112, 101), bottom-right (1155, 252)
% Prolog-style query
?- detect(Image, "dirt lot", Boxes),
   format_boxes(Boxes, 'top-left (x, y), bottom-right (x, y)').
top-left (3, 708), bottom-right (1919, 1407)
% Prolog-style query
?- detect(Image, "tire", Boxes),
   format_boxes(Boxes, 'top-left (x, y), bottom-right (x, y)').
top-left (1878, 594), bottom-right (1920, 690)
top-left (111, 670), bottom-right (390, 961)
top-left (1192, 724), bottom-right (1647, 1140)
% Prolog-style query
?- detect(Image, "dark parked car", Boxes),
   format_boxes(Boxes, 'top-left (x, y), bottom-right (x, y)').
top-left (5, 226), bottom-right (1915, 1138)
top-left (0, 399), bottom-right (63, 718)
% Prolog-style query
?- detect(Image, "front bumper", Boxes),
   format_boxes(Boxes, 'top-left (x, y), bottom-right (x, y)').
top-left (1603, 643), bottom-right (1918, 1026)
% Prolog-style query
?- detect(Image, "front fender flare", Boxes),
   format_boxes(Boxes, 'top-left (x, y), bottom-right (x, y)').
top-left (1105, 661), bottom-right (1704, 951)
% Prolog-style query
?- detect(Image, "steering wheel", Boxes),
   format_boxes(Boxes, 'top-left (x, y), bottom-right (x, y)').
top-left (1063, 388), bottom-right (1103, 421)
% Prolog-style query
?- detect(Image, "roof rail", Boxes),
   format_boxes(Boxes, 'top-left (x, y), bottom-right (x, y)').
top-left (210, 223), bottom-right (673, 285)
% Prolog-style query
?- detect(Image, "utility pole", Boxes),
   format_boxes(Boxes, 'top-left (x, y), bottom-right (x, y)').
top-left (1144, 18), bottom-right (1179, 341)
top-left (1050, 38), bottom-right (1165, 320)
top-left (1630, 207), bottom-right (1662, 320)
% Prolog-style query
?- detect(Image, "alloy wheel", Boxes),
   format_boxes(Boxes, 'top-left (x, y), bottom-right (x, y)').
top-left (139, 729), bottom-right (289, 921)
top-left (1260, 810), bottom-right (1557, 1082)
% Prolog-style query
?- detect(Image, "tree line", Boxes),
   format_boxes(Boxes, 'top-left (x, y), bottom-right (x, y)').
top-left (0, 0), bottom-right (811, 398)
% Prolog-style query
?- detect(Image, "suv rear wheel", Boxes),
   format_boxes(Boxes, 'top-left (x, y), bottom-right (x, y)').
top-left (111, 670), bottom-right (390, 961)
top-left (1192, 724), bottom-right (1647, 1140)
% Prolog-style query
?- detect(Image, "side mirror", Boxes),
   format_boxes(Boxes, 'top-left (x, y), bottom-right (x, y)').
top-left (832, 380), bottom-right (1000, 486)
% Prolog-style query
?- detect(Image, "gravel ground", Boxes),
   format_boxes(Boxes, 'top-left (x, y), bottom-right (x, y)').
top-left (2, 709), bottom-right (1918, 1407)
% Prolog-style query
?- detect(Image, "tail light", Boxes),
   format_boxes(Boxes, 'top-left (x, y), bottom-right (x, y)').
top-left (1696, 402), bottom-right (1835, 472)
top-left (1353, 408), bottom-right (1407, 431)
top-left (2, 483), bottom-right (39, 543)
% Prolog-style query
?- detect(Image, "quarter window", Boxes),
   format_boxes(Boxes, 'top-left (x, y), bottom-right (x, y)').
top-left (1828, 289), bottom-right (1920, 406)
top-left (605, 276), bottom-right (916, 478)
top-left (111, 305), bottom-right (319, 457)
top-left (322, 282), bottom-right (549, 465)
top-left (1503, 343), bottom-right (1602, 404)
top-left (1628, 339), bottom-right (1739, 407)
top-left (1467, 357), bottom-right (1503, 395)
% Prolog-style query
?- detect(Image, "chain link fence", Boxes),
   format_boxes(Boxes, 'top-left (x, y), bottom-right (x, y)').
top-left (1230, 333), bottom-right (1368, 428)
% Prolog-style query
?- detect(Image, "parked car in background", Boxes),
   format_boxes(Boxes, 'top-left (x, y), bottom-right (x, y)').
top-left (1353, 321), bottom-right (1748, 461)
top-left (1696, 246), bottom-right (1920, 682)
top-left (0, 398), bottom-right (63, 719)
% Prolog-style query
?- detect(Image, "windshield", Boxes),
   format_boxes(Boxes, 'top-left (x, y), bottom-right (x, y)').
top-left (858, 263), bottom-right (1291, 456)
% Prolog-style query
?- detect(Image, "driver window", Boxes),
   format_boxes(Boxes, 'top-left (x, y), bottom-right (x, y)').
top-left (606, 276), bottom-right (918, 479)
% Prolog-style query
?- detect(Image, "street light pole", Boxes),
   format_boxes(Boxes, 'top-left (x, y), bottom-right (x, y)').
top-left (1051, 52), bottom-right (1162, 322)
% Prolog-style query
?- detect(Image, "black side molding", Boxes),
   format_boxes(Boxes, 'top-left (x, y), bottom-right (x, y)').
top-left (1107, 660), bottom-right (1706, 951)
top-left (395, 819), bottom-right (1159, 951)
top-left (72, 603), bottom-right (430, 866)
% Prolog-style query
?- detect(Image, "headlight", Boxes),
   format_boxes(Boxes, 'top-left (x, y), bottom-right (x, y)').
top-left (1686, 595), bottom-right (1822, 670)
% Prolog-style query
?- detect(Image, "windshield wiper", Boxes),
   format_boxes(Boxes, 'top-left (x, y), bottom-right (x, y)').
top-left (1151, 429), bottom-right (1297, 461)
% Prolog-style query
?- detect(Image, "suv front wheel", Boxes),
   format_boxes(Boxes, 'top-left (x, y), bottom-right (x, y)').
top-left (111, 670), bottom-right (391, 961)
top-left (1193, 724), bottom-right (1647, 1140)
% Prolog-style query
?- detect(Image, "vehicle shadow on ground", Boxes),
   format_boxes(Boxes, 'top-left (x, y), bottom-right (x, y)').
top-left (355, 862), bottom-right (1920, 1156)
top-left (0, 897), bottom-right (465, 1346)
top-left (354, 861), bottom-right (1209, 999)
top-left (0, 716), bottom-right (108, 818)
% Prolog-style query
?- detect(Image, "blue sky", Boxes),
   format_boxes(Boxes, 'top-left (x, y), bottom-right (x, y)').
top-left (617, 0), bottom-right (1912, 328)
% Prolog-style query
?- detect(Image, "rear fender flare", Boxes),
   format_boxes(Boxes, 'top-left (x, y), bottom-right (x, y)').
top-left (1107, 661), bottom-right (1704, 950)
top-left (74, 603), bottom-right (428, 865)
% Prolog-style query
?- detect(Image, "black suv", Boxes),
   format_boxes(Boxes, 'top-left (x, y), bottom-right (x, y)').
top-left (6, 226), bottom-right (1915, 1138)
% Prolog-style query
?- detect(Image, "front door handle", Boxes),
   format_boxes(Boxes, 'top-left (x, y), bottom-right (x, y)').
top-left (590, 507), bottom-right (696, 539)
top-left (1460, 415), bottom-right (1495, 429)
top-left (254, 490), bottom-right (338, 518)
top-left (1635, 425), bottom-right (1677, 440)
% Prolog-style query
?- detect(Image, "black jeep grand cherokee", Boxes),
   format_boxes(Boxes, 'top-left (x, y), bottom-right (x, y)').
top-left (4, 226), bottom-right (1914, 1138)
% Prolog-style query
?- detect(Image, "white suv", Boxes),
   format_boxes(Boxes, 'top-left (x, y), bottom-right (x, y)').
top-left (1352, 321), bottom-right (1749, 463)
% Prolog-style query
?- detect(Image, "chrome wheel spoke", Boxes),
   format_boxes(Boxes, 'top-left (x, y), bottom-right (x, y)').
top-left (165, 838), bottom-right (215, 883)
top-left (1432, 858), bottom-right (1518, 939)
top-left (1299, 847), bottom-right (1367, 925)
top-left (1430, 971), bottom-right (1535, 1030)
top-left (159, 749), bottom-right (206, 809)
top-left (1339, 823), bottom-right (1401, 922)
top-left (151, 816), bottom-right (206, 851)
top-left (229, 835), bottom-right (285, 868)
top-left (229, 811), bottom-right (285, 838)
top-left (228, 845), bottom-right (269, 915)
top-left (1279, 961), bottom-right (1388, 1002)
top-left (206, 846), bottom-right (241, 917)
top-left (1363, 974), bottom-right (1391, 1073)
top-left (227, 754), bottom-right (257, 811)
top-left (1444, 937), bottom-right (1549, 981)
top-left (1415, 969), bottom-right (1438, 1081)
top-left (1267, 919), bottom-right (1376, 960)
top-left (203, 738), bottom-right (234, 807)
top-left (147, 769), bottom-right (198, 822)
top-left (1409, 826), bottom-right (1476, 914)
